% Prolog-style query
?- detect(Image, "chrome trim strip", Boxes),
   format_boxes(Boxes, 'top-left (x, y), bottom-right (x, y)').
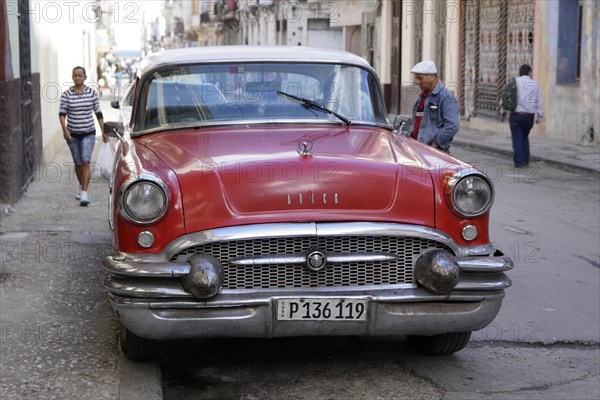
top-left (230, 254), bottom-right (305, 266)
top-left (456, 255), bottom-right (514, 272)
top-left (114, 223), bottom-right (497, 263)
top-left (229, 252), bottom-right (398, 266)
top-left (104, 272), bottom-right (511, 299)
top-left (103, 256), bottom-right (191, 277)
top-left (327, 253), bottom-right (398, 263)
top-left (106, 281), bottom-right (507, 305)
top-left (139, 292), bottom-right (502, 309)
top-left (107, 291), bottom-right (505, 309)
top-left (103, 276), bottom-right (193, 298)
top-left (104, 275), bottom-right (417, 298)
top-left (454, 274), bottom-right (512, 291)
top-left (217, 283), bottom-right (417, 295)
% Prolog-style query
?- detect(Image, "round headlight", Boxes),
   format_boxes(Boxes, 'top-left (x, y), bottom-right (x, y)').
top-left (121, 180), bottom-right (167, 223)
top-left (450, 173), bottom-right (494, 217)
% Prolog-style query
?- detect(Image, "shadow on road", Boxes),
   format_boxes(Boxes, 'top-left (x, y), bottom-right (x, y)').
top-left (159, 336), bottom-right (445, 400)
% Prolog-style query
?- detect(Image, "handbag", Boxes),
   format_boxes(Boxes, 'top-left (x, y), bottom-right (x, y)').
top-left (96, 141), bottom-right (115, 180)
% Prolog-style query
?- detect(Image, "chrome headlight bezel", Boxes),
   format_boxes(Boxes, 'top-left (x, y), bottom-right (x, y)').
top-left (446, 170), bottom-right (495, 218)
top-left (119, 174), bottom-right (169, 224)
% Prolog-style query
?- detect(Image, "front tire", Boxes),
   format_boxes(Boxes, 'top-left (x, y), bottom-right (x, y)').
top-left (119, 323), bottom-right (159, 361)
top-left (408, 331), bottom-right (471, 356)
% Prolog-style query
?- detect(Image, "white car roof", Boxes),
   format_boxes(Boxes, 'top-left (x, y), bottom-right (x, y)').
top-left (137, 46), bottom-right (374, 77)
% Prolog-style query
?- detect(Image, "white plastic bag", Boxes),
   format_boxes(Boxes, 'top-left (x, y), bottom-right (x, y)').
top-left (96, 141), bottom-right (114, 180)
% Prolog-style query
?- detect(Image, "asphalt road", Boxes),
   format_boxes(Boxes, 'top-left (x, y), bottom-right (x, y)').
top-left (159, 145), bottom-right (600, 400)
top-left (452, 145), bottom-right (600, 345)
top-left (1, 107), bottom-right (598, 399)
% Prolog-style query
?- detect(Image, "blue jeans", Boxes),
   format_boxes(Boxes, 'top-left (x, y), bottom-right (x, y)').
top-left (67, 134), bottom-right (96, 165)
top-left (509, 113), bottom-right (534, 167)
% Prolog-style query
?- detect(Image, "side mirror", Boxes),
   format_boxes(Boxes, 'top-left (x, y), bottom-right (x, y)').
top-left (393, 115), bottom-right (413, 135)
top-left (110, 101), bottom-right (120, 109)
top-left (103, 121), bottom-right (125, 144)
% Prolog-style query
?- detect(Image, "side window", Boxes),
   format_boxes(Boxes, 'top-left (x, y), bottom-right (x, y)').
top-left (359, 74), bottom-right (375, 122)
top-left (122, 83), bottom-right (135, 106)
top-left (143, 80), bottom-right (160, 129)
top-left (366, 74), bottom-right (388, 124)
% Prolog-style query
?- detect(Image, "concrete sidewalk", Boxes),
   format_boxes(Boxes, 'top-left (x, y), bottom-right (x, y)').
top-left (453, 127), bottom-right (600, 173)
top-left (0, 100), bottom-right (163, 400)
top-left (0, 135), bottom-right (120, 399)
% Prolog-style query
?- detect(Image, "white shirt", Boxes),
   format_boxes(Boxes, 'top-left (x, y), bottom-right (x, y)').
top-left (515, 75), bottom-right (544, 118)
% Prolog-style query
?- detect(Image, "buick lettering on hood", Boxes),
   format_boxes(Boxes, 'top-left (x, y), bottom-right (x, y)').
top-left (102, 46), bottom-right (512, 360)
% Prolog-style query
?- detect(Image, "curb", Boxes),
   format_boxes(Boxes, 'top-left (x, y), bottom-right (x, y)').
top-left (452, 139), bottom-right (600, 174)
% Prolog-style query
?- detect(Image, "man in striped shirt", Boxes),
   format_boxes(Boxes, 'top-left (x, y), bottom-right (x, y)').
top-left (59, 66), bottom-right (108, 206)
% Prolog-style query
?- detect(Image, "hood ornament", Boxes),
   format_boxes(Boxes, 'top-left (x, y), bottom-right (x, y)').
top-left (297, 137), bottom-right (313, 157)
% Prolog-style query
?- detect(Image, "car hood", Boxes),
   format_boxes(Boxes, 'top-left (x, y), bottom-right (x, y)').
top-left (139, 125), bottom-right (436, 232)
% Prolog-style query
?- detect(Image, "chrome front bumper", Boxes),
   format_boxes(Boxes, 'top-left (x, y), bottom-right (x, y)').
top-left (103, 222), bottom-right (512, 339)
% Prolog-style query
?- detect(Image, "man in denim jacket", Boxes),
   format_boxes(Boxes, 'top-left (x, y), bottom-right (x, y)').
top-left (408, 61), bottom-right (459, 153)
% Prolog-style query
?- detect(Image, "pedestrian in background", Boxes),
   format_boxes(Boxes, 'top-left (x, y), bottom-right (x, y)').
top-left (408, 60), bottom-right (459, 153)
top-left (114, 64), bottom-right (124, 98)
top-left (509, 64), bottom-right (544, 168)
top-left (59, 66), bottom-right (108, 206)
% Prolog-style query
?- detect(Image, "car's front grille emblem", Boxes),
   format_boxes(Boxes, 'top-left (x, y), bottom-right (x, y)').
top-left (305, 249), bottom-right (327, 272)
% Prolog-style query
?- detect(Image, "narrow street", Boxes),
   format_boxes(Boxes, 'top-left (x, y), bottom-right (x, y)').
top-left (1, 100), bottom-right (597, 399)
top-left (1, 1), bottom-right (599, 399)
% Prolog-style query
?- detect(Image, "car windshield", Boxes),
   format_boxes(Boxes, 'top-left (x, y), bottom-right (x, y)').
top-left (136, 63), bottom-right (389, 131)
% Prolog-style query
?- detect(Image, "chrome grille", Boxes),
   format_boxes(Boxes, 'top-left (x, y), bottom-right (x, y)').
top-left (171, 236), bottom-right (452, 289)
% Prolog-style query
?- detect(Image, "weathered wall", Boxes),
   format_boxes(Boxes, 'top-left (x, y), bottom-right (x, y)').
top-left (0, 79), bottom-right (24, 205)
top-left (537, 0), bottom-right (599, 146)
top-left (29, 0), bottom-right (99, 162)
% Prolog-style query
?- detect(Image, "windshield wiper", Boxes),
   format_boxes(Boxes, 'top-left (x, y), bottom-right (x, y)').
top-left (277, 91), bottom-right (351, 126)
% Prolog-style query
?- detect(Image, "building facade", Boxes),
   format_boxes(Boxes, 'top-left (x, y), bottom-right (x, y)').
top-left (3, 0), bottom-right (598, 205)
top-left (1, 0), bottom-right (42, 205)
top-left (1, 0), bottom-right (99, 205)
top-left (171, 0), bottom-right (598, 147)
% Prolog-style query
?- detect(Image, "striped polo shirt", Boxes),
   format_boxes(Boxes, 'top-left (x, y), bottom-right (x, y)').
top-left (59, 86), bottom-right (103, 135)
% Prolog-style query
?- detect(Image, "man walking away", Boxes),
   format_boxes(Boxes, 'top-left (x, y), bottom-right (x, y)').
top-left (509, 64), bottom-right (544, 168)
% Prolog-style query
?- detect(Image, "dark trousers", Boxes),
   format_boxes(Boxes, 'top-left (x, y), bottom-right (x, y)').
top-left (509, 112), bottom-right (535, 167)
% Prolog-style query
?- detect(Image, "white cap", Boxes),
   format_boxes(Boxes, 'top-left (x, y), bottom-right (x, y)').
top-left (411, 60), bottom-right (437, 74)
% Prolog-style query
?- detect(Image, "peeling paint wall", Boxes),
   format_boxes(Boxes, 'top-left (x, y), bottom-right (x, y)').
top-left (581, 0), bottom-right (599, 146)
top-left (538, 0), bottom-right (599, 146)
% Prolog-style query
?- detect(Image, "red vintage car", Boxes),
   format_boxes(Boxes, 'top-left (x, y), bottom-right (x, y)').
top-left (103, 46), bottom-right (512, 360)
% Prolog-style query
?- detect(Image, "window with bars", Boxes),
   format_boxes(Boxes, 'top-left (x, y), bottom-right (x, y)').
top-left (461, 0), bottom-right (534, 118)
top-left (557, 0), bottom-right (581, 84)
top-left (576, 4), bottom-right (583, 80)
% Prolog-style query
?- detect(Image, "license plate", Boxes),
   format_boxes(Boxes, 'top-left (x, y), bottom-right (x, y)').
top-left (277, 298), bottom-right (367, 321)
